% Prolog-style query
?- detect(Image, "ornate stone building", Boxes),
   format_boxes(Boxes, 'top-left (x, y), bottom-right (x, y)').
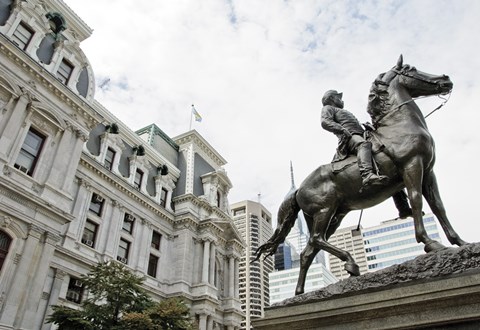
top-left (0, 1), bottom-right (243, 329)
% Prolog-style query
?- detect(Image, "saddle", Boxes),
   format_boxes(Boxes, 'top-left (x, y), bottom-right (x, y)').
top-left (331, 132), bottom-right (386, 174)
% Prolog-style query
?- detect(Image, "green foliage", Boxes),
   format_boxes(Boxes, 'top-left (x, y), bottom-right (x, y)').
top-left (47, 262), bottom-right (195, 330)
top-left (46, 305), bottom-right (93, 330)
top-left (143, 298), bottom-right (194, 330)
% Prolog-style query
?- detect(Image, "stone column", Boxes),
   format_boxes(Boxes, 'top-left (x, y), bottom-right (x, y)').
top-left (66, 178), bottom-right (91, 238)
top-left (234, 258), bottom-right (240, 298)
top-left (135, 219), bottom-right (151, 272)
top-left (0, 93), bottom-right (30, 158)
top-left (0, 225), bottom-right (42, 325)
top-left (62, 129), bottom-right (88, 191)
top-left (21, 233), bottom-right (60, 329)
top-left (202, 240), bottom-right (210, 283)
top-left (209, 243), bottom-right (216, 285)
top-left (198, 314), bottom-right (207, 330)
top-left (101, 200), bottom-right (122, 256)
top-left (207, 317), bottom-right (214, 330)
top-left (45, 124), bottom-right (72, 189)
top-left (41, 269), bottom-right (66, 330)
top-left (229, 256), bottom-right (235, 298)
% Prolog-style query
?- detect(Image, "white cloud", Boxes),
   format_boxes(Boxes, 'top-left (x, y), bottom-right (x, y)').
top-left (66, 0), bottom-right (480, 244)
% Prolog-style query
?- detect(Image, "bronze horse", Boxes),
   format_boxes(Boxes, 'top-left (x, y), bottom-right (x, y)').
top-left (255, 55), bottom-right (467, 295)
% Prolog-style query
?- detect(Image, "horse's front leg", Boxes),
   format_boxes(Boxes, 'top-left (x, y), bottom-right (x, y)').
top-left (402, 159), bottom-right (445, 252)
top-left (423, 170), bottom-right (467, 246)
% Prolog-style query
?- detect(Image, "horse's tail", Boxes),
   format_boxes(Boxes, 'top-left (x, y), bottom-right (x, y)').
top-left (253, 191), bottom-right (300, 263)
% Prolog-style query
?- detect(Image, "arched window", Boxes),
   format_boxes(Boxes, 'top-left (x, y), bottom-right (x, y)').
top-left (0, 231), bottom-right (12, 271)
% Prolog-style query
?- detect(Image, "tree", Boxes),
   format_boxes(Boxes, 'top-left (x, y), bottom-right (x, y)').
top-left (47, 262), bottom-right (195, 330)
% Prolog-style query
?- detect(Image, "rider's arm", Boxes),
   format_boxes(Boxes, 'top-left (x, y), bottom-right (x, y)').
top-left (321, 106), bottom-right (346, 136)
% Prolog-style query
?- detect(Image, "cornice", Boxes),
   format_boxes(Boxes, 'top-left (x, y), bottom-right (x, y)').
top-left (0, 175), bottom-right (74, 223)
top-left (0, 36), bottom-right (103, 129)
top-left (78, 155), bottom-right (175, 225)
top-left (173, 130), bottom-right (227, 168)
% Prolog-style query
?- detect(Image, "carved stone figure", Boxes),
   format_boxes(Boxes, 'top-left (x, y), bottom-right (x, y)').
top-left (255, 55), bottom-right (466, 295)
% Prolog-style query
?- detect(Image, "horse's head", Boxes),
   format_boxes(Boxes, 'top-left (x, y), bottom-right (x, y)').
top-left (367, 55), bottom-right (453, 125)
top-left (391, 55), bottom-right (453, 97)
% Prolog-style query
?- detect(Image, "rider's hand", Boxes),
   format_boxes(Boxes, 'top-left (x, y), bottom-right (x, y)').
top-left (363, 122), bottom-right (375, 131)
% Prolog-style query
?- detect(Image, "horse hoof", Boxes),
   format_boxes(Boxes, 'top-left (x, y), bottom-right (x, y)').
top-left (424, 240), bottom-right (446, 253)
top-left (344, 262), bottom-right (360, 276)
top-left (295, 288), bottom-right (304, 296)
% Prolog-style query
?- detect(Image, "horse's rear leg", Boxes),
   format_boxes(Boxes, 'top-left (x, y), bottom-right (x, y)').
top-left (295, 242), bottom-right (320, 295)
top-left (423, 171), bottom-right (466, 246)
top-left (311, 210), bottom-right (359, 276)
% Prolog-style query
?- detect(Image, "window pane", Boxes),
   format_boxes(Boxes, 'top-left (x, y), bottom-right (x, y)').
top-left (57, 59), bottom-right (73, 84)
top-left (134, 169), bottom-right (143, 189)
top-left (117, 239), bottom-right (130, 263)
top-left (82, 220), bottom-right (97, 247)
top-left (147, 254), bottom-right (158, 277)
top-left (122, 214), bottom-right (134, 234)
top-left (160, 188), bottom-right (167, 207)
top-left (105, 148), bottom-right (115, 170)
top-left (151, 231), bottom-right (161, 250)
top-left (66, 277), bottom-right (84, 304)
top-left (14, 129), bottom-right (45, 176)
top-left (12, 22), bottom-right (33, 50)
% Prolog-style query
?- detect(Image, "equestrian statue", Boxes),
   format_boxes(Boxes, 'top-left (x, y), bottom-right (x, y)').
top-left (254, 55), bottom-right (467, 295)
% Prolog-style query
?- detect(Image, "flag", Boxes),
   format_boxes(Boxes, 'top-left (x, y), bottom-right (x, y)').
top-left (192, 105), bottom-right (202, 122)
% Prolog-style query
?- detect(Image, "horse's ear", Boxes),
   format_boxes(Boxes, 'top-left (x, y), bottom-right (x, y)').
top-left (396, 55), bottom-right (403, 69)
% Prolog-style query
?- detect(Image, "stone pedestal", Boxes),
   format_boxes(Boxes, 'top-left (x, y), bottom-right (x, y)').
top-left (253, 243), bottom-right (480, 330)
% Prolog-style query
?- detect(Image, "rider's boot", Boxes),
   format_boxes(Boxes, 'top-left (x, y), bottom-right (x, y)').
top-left (357, 142), bottom-right (388, 186)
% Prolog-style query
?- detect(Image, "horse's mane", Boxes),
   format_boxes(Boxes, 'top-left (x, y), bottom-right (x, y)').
top-left (367, 72), bottom-right (392, 126)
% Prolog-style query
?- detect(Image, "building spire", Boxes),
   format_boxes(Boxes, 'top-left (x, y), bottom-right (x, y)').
top-left (290, 161), bottom-right (295, 189)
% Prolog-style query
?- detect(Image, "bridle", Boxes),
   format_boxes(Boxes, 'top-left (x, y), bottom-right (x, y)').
top-left (380, 67), bottom-right (452, 117)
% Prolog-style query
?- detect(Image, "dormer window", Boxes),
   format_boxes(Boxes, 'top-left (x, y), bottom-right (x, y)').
top-left (104, 147), bottom-right (115, 170)
top-left (134, 169), bottom-right (143, 190)
top-left (12, 22), bottom-right (34, 50)
top-left (57, 59), bottom-right (73, 84)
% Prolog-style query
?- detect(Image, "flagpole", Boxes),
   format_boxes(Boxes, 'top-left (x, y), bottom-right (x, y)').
top-left (189, 104), bottom-right (194, 131)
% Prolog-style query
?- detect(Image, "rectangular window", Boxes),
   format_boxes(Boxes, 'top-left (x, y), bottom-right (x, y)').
top-left (117, 239), bottom-right (130, 264)
top-left (151, 231), bottom-right (161, 250)
top-left (89, 193), bottom-right (104, 216)
top-left (122, 213), bottom-right (135, 234)
top-left (65, 277), bottom-right (84, 304)
top-left (56, 59), bottom-right (74, 84)
top-left (233, 207), bottom-right (246, 216)
top-left (11, 22), bottom-right (34, 50)
top-left (14, 128), bottom-right (45, 176)
top-left (104, 148), bottom-right (115, 170)
top-left (134, 169), bottom-right (143, 190)
top-left (160, 188), bottom-right (168, 207)
top-left (147, 254), bottom-right (158, 277)
top-left (81, 220), bottom-right (98, 248)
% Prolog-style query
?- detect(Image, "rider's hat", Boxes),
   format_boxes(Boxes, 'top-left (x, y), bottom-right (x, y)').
top-left (322, 90), bottom-right (342, 105)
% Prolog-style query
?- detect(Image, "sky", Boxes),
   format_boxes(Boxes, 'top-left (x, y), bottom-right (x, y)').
top-left (64, 0), bottom-right (480, 244)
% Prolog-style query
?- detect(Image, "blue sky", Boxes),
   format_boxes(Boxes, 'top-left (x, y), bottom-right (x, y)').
top-left (65, 0), bottom-right (480, 244)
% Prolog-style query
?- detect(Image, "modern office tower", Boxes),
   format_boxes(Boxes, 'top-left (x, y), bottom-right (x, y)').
top-left (274, 242), bottom-right (293, 271)
top-left (363, 215), bottom-right (441, 272)
top-left (231, 201), bottom-right (274, 330)
top-left (0, 2), bottom-right (243, 329)
top-left (328, 215), bottom-right (442, 279)
top-left (269, 262), bottom-right (338, 304)
top-left (328, 225), bottom-right (369, 280)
